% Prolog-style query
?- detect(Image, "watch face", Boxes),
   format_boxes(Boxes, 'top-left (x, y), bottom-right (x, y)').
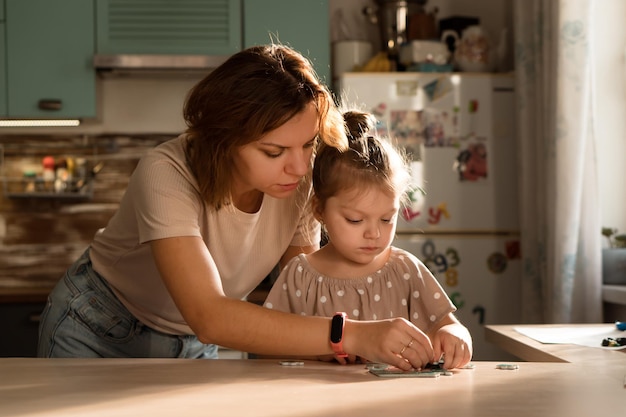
top-left (330, 314), bottom-right (344, 343)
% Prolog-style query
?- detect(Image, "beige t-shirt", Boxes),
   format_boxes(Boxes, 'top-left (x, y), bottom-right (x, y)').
top-left (90, 135), bottom-right (320, 335)
top-left (264, 247), bottom-right (456, 333)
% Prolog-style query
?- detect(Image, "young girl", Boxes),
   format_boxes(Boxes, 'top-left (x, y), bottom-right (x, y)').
top-left (264, 111), bottom-right (473, 369)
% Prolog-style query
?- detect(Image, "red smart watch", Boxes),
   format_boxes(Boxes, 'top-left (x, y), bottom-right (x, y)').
top-left (330, 312), bottom-right (348, 358)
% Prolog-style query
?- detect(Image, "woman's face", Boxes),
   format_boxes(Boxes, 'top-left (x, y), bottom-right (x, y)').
top-left (232, 102), bottom-right (319, 201)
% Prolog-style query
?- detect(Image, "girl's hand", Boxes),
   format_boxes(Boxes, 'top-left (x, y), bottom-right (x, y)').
top-left (431, 323), bottom-right (473, 369)
top-left (344, 318), bottom-right (435, 371)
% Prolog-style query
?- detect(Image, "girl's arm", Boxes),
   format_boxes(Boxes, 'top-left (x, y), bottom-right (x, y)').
top-left (150, 235), bottom-right (434, 369)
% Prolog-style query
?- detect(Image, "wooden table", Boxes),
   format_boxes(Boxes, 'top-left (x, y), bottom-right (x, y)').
top-left (485, 323), bottom-right (626, 364)
top-left (1, 354), bottom-right (624, 416)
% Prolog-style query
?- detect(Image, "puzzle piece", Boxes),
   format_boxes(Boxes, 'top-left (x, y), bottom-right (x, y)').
top-left (367, 361), bottom-right (453, 378)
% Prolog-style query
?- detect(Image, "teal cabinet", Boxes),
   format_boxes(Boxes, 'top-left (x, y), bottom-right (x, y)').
top-left (0, 0), bottom-right (6, 116)
top-left (243, 0), bottom-right (330, 86)
top-left (96, 0), bottom-right (241, 55)
top-left (0, 24), bottom-right (6, 117)
top-left (5, 0), bottom-right (96, 119)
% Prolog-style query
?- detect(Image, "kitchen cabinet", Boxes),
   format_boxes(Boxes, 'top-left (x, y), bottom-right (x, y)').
top-left (243, 0), bottom-right (331, 86)
top-left (96, 0), bottom-right (241, 55)
top-left (4, 0), bottom-right (96, 119)
top-left (0, 0), bottom-right (6, 116)
top-left (0, 302), bottom-right (45, 357)
top-left (0, 23), bottom-right (7, 117)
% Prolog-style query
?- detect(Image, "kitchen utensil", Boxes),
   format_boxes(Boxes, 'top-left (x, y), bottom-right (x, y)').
top-left (332, 40), bottom-right (374, 78)
top-left (363, 0), bottom-right (428, 56)
top-left (407, 8), bottom-right (439, 41)
top-left (442, 25), bottom-right (494, 72)
top-left (438, 16), bottom-right (480, 52)
top-left (399, 40), bottom-right (450, 65)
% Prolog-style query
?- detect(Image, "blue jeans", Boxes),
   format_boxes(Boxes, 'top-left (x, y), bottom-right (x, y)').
top-left (37, 249), bottom-right (218, 359)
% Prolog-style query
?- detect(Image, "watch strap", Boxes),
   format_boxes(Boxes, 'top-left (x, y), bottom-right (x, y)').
top-left (330, 312), bottom-right (348, 358)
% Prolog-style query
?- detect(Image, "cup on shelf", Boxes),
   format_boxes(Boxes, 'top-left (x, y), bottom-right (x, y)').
top-left (332, 40), bottom-right (374, 78)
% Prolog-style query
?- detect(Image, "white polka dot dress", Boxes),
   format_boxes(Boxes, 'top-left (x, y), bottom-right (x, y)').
top-left (263, 247), bottom-right (456, 332)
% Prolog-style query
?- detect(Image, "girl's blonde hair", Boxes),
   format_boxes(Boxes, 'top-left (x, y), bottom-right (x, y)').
top-left (184, 44), bottom-right (348, 210)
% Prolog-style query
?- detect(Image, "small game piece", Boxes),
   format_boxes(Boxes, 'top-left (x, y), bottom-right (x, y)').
top-left (279, 360), bottom-right (304, 366)
top-left (496, 363), bottom-right (519, 370)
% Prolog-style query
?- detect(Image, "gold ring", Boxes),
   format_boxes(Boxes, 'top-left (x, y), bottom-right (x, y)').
top-left (399, 345), bottom-right (408, 355)
top-left (407, 338), bottom-right (414, 348)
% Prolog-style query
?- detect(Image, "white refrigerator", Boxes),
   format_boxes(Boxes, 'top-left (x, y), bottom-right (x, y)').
top-left (339, 72), bottom-right (521, 360)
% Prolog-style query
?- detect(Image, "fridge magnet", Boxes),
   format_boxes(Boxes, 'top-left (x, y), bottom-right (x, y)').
top-left (472, 305), bottom-right (486, 324)
top-left (427, 202), bottom-right (450, 225)
top-left (445, 266), bottom-right (459, 287)
top-left (505, 240), bottom-right (521, 259)
top-left (400, 184), bottom-right (426, 222)
top-left (422, 77), bottom-right (453, 102)
top-left (390, 110), bottom-right (425, 160)
top-left (394, 79), bottom-right (419, 97)
top-left (370, 103), bottom-right (390, 138)
top-left (401, 206), bottom-right (420, 222)
top-left (422, 108), bottom-right (456, 147)
top-left (454, 142), bottom-right (488, 181)
top-left (486, 252), bottom-right (507, 274)
top-left (466, 99), bottom-right (480, 139)
top-left (449, 292), bottom-right (465, 309)
top-left (372, 102), bottom-right (387, 119)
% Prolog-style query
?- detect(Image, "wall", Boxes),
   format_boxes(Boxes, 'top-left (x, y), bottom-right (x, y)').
top-left (1, 0), bottom-right (625, 287)
top-left (0, 135), bottom-right (170, 286)
top-left (592, 0), bottom-right (626, 235)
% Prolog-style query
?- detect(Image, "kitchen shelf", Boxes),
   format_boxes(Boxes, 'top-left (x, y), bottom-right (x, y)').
top-left (0, 143), bottom-right (98, 201)
top-left (2, 178), bottom-right (94, 200)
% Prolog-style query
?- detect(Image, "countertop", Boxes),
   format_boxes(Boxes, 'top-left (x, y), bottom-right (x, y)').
top-left (603, 284), bottom-right (626, 305)
top-left (2, 325), bottom-right (626, 417)
top-left (0, 285), bottom-right (54, 303)
top-left (0, 282), bottom-right (270, 305)
top-left (485, 323), bottom-right (626, 363)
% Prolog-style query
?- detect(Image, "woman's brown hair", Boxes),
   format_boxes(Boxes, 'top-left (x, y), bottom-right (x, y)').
top-left (183, 44), bottom-right (347, 210)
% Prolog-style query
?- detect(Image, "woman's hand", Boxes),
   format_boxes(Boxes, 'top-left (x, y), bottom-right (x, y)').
top-left (343, 318), bottom-right (435, 371)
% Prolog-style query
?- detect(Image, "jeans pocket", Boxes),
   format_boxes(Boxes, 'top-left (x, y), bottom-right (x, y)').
top-left (72, 293), bottom-right (138, 343)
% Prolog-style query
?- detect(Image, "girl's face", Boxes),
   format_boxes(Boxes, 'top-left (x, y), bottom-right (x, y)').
top-left (321, 186), bottom-right (400, 266)
top-left (232, 103), bottom-right (319, 201)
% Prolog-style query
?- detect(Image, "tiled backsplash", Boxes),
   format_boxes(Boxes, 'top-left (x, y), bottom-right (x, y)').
top-left (0, 134), bottom-right (173, 288)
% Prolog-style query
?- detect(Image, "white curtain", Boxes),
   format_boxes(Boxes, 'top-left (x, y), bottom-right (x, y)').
top-left (513, 0), bottom-right (602, 323)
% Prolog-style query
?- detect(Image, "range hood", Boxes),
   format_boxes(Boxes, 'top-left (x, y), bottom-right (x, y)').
top-left (93, 54), bottom-right (231, 76)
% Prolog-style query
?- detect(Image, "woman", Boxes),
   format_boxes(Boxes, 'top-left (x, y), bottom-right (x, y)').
top-left (38, 44), bottom-right (433, 370)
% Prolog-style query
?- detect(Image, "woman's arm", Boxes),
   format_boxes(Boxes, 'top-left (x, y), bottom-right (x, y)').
top-left (151, 235), bottom-right (436, 369)
top-left (280, 244), bottom-right (318, 269)
top-left (151, 235), bottom-right (327, 355)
